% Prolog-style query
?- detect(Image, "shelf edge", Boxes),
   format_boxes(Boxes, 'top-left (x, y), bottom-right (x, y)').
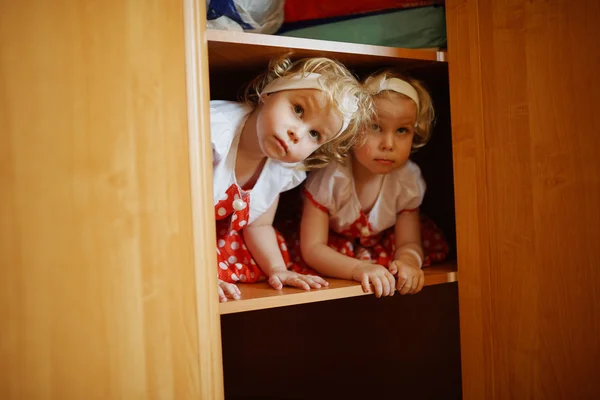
top-left (220, 267), bottom-right (458, 315)
top-left (206, 29), bottom-right (446, 63)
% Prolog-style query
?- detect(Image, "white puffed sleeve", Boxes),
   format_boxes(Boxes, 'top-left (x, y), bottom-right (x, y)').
top-left (304, 162), bottom-right (353, 216)
top-left (245, 162), bottom-right (306, 224)
top-left (280, 167), bottom-right (307, 192)
top-left (209, 100), bottom-right (252, 166)
top-left (394, 161), bottom-right (426, 213)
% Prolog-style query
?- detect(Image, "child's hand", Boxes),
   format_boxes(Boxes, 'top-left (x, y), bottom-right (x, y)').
top-left (218, 279), bottom-right (241, 302)
top-left (389, 261), bottom-right (424, 295)
top-left (268, 270), bottom-right (329, 291)
top-left (351, 262), bottom-right (396, 298)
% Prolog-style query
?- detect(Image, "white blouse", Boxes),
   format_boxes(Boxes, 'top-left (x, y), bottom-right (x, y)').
top-left (304, 159), bottom-right (425, 235)
top-left (210, 100), bottom-right (306, 224)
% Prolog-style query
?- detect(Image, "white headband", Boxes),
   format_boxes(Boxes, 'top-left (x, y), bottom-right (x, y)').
top-left (366, 76), bottom-right (420, 107)
top-left (261, 72), bottom-right (358, 137)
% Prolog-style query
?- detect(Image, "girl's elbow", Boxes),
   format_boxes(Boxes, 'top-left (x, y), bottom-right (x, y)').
top-left (299, 240), bottom-right (316, 263)
top-left (299, 241), bottom-right (310, 260)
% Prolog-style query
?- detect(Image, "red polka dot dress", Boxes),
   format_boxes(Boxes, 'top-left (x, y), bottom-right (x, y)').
top-left (289, 159), bottom-right (449, 271)
top-left (211, 101), bottom-right (306, 284)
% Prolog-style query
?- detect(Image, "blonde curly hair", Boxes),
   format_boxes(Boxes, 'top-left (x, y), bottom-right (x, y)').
top-left (363, 70), bottom-right (435, 149)
top-left (243, 55), bottom-right (372, 169)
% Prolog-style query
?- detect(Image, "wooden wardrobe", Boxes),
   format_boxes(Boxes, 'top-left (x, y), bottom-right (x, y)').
top-left (2, 0), bottom-right (598, 399)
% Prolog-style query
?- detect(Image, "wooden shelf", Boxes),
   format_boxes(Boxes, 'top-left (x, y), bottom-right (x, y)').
top-left (219, 261), bottom-right (457, 315)
top-left (207, 29), bottom-right (447, 72)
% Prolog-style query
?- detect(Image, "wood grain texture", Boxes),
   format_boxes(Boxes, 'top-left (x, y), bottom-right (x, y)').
top-left (222, 283), bottom-right (462, 400)
top-left (409, 64), bottom-right (458, 254)
top-left (207, 29), bottom-right (446, 72)
top-left (220, 262), bottom-right (458, 315)
top-left (0, 0), bottom-right (219, 398)
top-left (184, 0), bottom-right (226, 398)
top-left (207, 30), bottom-right (447, 104)
top-left (446, 0), bottom-right (495, 398)
top-left (447, 0), bottom-right (600, 398)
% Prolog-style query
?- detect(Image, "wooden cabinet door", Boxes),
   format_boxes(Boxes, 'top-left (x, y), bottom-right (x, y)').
top-left (447, 0), bottom-right (600, 398)
top-left (0, 0), bottom-right (223, 398)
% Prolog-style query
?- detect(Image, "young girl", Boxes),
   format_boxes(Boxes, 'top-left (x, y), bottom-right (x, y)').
top-left (211, 56), bottom-right (369, 302)
top-left (299, 70), bottom-right (445, 298)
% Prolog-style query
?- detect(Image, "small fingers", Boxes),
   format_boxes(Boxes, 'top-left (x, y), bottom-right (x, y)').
top-left (406, 276), bottom-right (418, 295)
top-left (218, 286), bottom-right (227, 303)
top-left (291, 276), bottom-right (311, 291)
top-left (361, 274), bottom-right (371, 294)
top-left (268, 275), bottom-right (284, 291)
top-left (399, 273), bottom-right (412, 295)
top-left (298, 275), bottom-right (322, 290)
top-left (221, 282), bottom-right (240, 300)
top-left (379, 273), bottom-right (391, 297)
top-left (416, 272), bottom-right (425, 293)
top-left (385, 271), bottom-right (396, 296)
top-left (412, 274), bottom-right (421, 294)
top-left (388, 262), bottom-right (398, 275)
top-left (279, 275), bottom-right (310, 290)
top-left (372, 276), bottom-right (383, 298)
top-left (396, 271), bottom-right (408, 294)
top-left (308, 275), bottom-right (329, 287)
top-left (409, 272), bottom-right (424, 294)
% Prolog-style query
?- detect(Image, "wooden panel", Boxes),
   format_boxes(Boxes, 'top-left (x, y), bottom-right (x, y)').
top-left (207, 29), bottom-right (446, 71)
top-left (220, 262), bottom-right (458, 314)
top-left (409, 64), bottom-right (457, 253)
top-left (222, 283), bottom-right (462, 400)
top-left (207, 30), bottom-right (447, 102)
top-left (447, 0), bottom-right (600, 398)
top-left (446, 1), bottom-right (495, 398)
top-left (0, 0), bottom-right (223, 398)
top-left (184, 0), bottom-right (226, 399)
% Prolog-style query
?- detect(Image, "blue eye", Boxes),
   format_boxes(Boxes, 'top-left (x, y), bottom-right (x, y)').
top-left (371, 124), bottom-right (380, 131)
top-left (309, 130), bottom-right (321, 140)
top-left (397, 127), bottom-right (409, 135)
top-left (294, 105), bottom-right (303, 116)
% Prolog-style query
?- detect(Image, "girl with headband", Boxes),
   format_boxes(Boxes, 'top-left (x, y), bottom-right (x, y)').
top-left (211, 56), bottom-right (370, 302)
top-left (297, 70), bottom-right (448, 298)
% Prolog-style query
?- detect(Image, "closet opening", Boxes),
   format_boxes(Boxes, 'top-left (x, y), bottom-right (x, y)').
top-left (207, 30), bottom-right (457, 315)
top-left (207, 29), bottom-right (461, 400)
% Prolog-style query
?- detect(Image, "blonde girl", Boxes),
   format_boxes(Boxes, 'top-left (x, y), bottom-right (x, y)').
top-left (211, 56), bottom-right (370, 302)
top-left (299, 70), bottom-right (444, 298)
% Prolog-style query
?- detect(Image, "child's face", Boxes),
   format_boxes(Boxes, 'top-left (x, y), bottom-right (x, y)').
top-left (353, 95), bottom-right (417, 174)
top-left (256, 89), bottom-right (343, 163)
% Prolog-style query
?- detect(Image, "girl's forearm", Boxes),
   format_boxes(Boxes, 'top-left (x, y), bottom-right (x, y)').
top-left (394, 210), bottom-right (423, 266)
top-left (243, 225), bottom-right (287, 275)
top-left (301, 243), bottom-right (362, 280)
top-left (300, 199), bottom-right (362, 280)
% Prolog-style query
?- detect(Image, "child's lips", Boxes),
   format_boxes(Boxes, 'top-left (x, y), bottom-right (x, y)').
top-left (374, 158), bottom-right (394, 165)
top-left (274, 136), bottom-right (288, 153)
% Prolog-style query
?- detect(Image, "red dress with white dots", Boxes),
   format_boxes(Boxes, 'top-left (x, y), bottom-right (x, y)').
top-left (211, 101), bottom-right (306, 283)
top-left (286, 159), bottom-right (449, 273)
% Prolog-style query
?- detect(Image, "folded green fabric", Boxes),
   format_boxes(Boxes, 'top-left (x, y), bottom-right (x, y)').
top-left (280, 6), bottom-right (446, 49)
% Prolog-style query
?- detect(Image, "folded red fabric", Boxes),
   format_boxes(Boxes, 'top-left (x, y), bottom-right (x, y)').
top-left (284, 0), bottom-right (444, 23)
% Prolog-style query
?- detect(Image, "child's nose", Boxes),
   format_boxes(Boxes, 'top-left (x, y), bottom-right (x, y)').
top-left (287, 128), bottom-right (302, 144)
top-left (380, 133), bottom-right (394, 150)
